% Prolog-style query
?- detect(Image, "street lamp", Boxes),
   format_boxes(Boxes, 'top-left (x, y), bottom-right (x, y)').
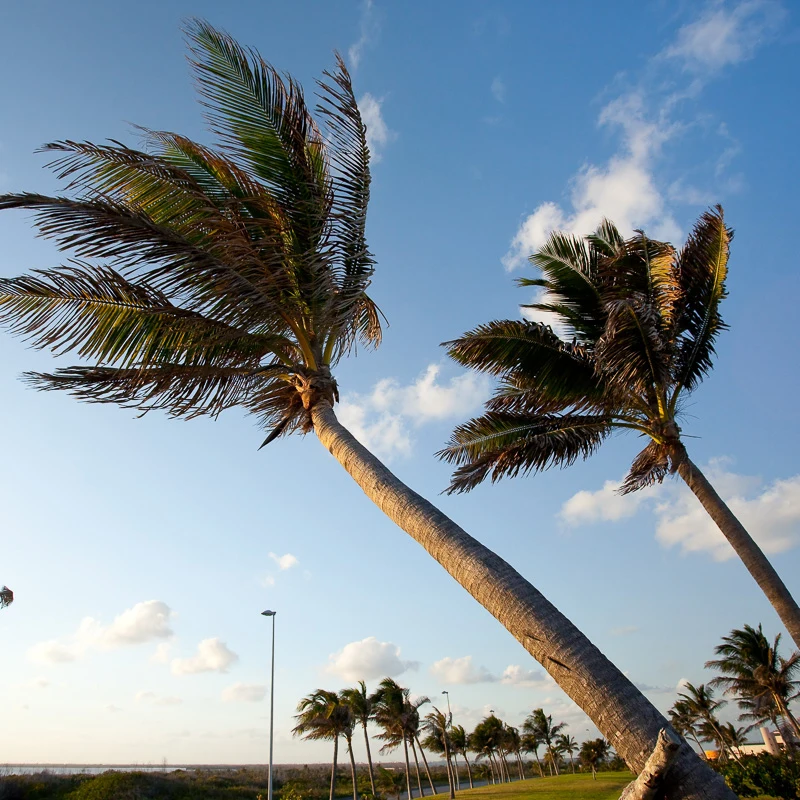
top-left (442, 690), bottom-right (452, 727)
top-left (261, 610), bottom-right (277, 800)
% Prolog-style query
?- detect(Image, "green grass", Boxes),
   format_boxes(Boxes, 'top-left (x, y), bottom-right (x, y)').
top-left (453, 773), bottom-right (636, 800)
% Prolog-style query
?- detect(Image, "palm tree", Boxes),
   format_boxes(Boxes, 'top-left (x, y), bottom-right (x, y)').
top-left (523, 709), bottom-right (564, 776)
top-left (449, 725), bottom-right (473, 789)
top-left (675, 683), bottom-right (737, 763)
top-left (441, 211), bottom-right (800, 650)
top-left (520, 730), bottom-right (545, 777)
top-left (0, 586), bottom-right (12, 609)
top-left (556, 733), bottom-right (577, 774)
top-left (341, 681), bottom-right (378, 796)
top-left (423, 707), bottom-right (455, 799)
top-left (0, 22), bottom-right (734, 799)
top-left (376, 766), bottom-right (404, 800)
top-left (668, 698), bottom-right (709, 759)
top-left (706, 623), bottom-right (800, 741)
top-left (293, 689), bottom-right (355, 800)
top-left (471, 715), bottom-right (506, 783)
top-left (579, 738), bottom-right (609, 779)
top-left (503, 725), bottom-right (525, 780)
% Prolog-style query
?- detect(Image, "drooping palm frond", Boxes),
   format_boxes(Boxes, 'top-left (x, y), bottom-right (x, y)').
top-left (439, 411), bottom-right (611, 493)
top-left (619, 440), bottom-right (671, 495)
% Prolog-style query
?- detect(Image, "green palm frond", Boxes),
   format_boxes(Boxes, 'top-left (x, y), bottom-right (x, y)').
top-left (672, 205), bottom-right (731, 396)
top-left (439, 411), bottom-right (611, 493)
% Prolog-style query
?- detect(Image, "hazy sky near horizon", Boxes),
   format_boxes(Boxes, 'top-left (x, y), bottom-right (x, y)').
top-left (2, 0), bottom-right (800, 766)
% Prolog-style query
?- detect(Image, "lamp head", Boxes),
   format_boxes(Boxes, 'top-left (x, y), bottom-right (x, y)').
top-left (261, 610), bottom-right (276, 616)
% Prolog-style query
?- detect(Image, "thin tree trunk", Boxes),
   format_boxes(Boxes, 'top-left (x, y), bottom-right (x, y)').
top-left (532, 749), bottom-right (544, 778)
top-left (774, 694), bottom-right (800, 742)
top-left (346, 735), bottom-right (359, 800)
top-left (409, 738), bottom-right (425, 798)
top-left (515, 751), bottom-right (525, 780)
top-left (413, 735), bottom-right (437, 795)
top-left (570, 753), bottom-right (575, 774)
top-left (451, 752), bottom-right (461, 791)
top-left (442, 730), bottom-right (455, 800)
top-left (462, 752), bottom-right (473, 789)
top-left (312, 403), bottom-right (736, 800)
top-left (330, 736), bottom-right (339, 800)
top-left (548, 744), bottom-right (559, 776)
top-left (674, 446), bottom-right (800, 649)
top-left (500, 752), bottom-right (511, 782)
top-left (362, 721), bottom-right (376, 796)
top-left (402, 737), bottom-right (413, 800)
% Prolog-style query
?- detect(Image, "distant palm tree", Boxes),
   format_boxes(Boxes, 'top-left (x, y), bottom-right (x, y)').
top-left (555, 733), bottom-right (577, 774)
top-left (470, 716), bottom-right (506, 783)
top-left (676, 683), bottom-right (737, 763)
top-left (579, 738), bottom-right (609, 779)
top-left (441, 211), bottom-right (800, 649)
top-left (293, 689), bottom-right (355, 800)
top-left (503, 725), bottom-right (525, 780)
top-left (668, 699), bottom-right (710, 759)
top-left (449, 725), bottom-right (473, 789)
top-left (341, 681), bottom-right (378, 796)
top-left (706, 623), bottom-right (800, 741)
top-left (520, 730), bottom-right (545, 777)
top-left (0, 586), bottom-right (12, 609)
top-left (523, 709), bottom-right (565, 776)
top-left (423, 707), bottom-right (455, 799)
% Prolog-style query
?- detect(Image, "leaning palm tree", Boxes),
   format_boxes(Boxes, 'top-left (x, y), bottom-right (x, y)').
top-left (520, 730), bottom-right (545, 778)
top-left (556, 733), bottom-right (577, 774)
top-left (293, 689), bottom-right (354, 800)
top-left (0, 21), bottom-right (733, 799)
top-left (372, 678), bottom-right (414, 800)
top-left (675, 683), bottom-right (737, 763)
top-left (441, 211), bottom-right (800, 650)
top-left (449, 725), bottom-right (473, 789)
top-left (523, 709), bottom-right (564, 776)
top-left (706, 623), bottom-right (800, 741)
top-left (0, 586), bottom-right (12, 609)
top-left (668, 698), bottom-right (709, 759)
top-left (341, 681), bottom-right (377, 796)
top-left (423, 707), bottom-right (455, 799)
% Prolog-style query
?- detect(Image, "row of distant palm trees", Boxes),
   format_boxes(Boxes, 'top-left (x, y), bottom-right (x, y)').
top-left (669, 623), bottom-right (800, 763)
top-left (293, 677), bottom-right (599, 800)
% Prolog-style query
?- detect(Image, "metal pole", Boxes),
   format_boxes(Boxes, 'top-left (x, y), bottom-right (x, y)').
top-left (262, 610), bottom-right (277, 800)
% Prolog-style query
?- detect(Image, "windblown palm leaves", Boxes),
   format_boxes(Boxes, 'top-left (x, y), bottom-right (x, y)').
top-left (441, 212), bottom-right (729, 493)
top-left (0, 585), bottom-right (13, 609)
top-left (0, 19), bottom-right (379, 445)
top-left (442, 211), bottom-right (800, 650)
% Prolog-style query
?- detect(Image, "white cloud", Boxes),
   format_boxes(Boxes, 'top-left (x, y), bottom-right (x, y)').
top-left (269, 552), bottom-right (299, 571)
top-left (28, 601), bottom-right (173, 665)
top-left (560, 459), bottom-right (800, 562)
top-left (490, 77), bottom-right (506, 103)
top-left (348, 0), bottom-right (378, 70)
top-left (338, 364), bottom-right (490, 461)
top-left (430, 655), bottom-right (497, 685)
top-left (171, 638), bottom-right (239, 676)
top-left (500, 664), bottom-right (549, 687)
top-left (325, 637), bottom-right (419, 681)
top-left (136, 691), bottom-right (183, 707)
top-left (664, 0), bottom-right (785, 72)
top-left (222, 683), bottom-right (267, 703)
top-left (151, 642), bottom-right (172, 664)
top-left (359, 94), bottom-right (394, 163)
top-left (610, 625), bottom-right (640, 637)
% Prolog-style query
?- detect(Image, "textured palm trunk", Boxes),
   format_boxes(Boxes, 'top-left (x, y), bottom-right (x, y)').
top-left (674, 445), bottom-right (800, 649)
top-left (362, 721), bottom-right (376, 796)
top-left (413, 734), bottom-right (437, 795)
top-left (330, 736), bottom-right (339, 800)
top-left (409, 738), bottom-right (425, 798)
top-left (312, 403), bottom-right (735, 799)
top-left (346, 734), bottom-right (359, 800)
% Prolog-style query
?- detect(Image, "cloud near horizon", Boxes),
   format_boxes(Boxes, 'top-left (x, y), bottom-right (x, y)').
top-left (560, 459), bottom-right (800, 561)
top-left (325, 637), bottom-right (419, 681)
top-left (222, 683), bottom-right (267, 703)
top-left (28, 600), bottom-right (173, 665)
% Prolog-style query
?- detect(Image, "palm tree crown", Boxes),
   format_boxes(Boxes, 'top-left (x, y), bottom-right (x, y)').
top-left (0, 19), bottom-right (379, 445)
top-left (441, 210), bottom-right (800, 648)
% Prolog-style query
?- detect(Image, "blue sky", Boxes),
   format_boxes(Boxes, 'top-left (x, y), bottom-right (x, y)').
top-left (2, 0), bottom-right (800, 765)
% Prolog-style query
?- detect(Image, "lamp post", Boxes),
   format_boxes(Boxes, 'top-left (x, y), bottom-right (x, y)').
top-left (261, 610), bottom-right (277, 800)
top-left (442, 690), bottom-right (452, 727)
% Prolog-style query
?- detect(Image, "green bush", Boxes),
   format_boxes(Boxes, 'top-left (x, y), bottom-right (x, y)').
top-left (718, 752), bottom-right (800, 798)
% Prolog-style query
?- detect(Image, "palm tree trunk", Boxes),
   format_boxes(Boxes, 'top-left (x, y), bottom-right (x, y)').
top-left (311, 403), bottom-right (736, 800)
top-left (515, 751), bottom-right (525, 780)
top-left (413, 735), bottom-right (437, 795)
top-left (532, 750), bottom-right (544, 778)
top-left (451, 752), bottom-right (461, 791)
top-left (442, 732), bottom-right (455, 800)
top-left (673, 446), bottom-right (800, 649)
top-left (547, 745), bottom-right (559, 776)
top-left (500, 752), bottom-right (511, 782)
top-left (409, 738), bottom-right (425, 798)
top-left (774, 694), bottom-right (800, 742)
top-left (346, 735), bottom-right (359, 800)
top-left (330, 736), bottom-right (339, 800)
top-left (402, 737), bottom-right (413, 800)
top-left (362, 721), bottom-right (376, 796)
top-left (462, 752), bottom-right (473, 789)
top-left (570, 753), bottom-right (575, 774)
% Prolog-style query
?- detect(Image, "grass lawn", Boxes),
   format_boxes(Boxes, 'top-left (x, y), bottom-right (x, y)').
top-left (453, 773), bottom-right (635, 800)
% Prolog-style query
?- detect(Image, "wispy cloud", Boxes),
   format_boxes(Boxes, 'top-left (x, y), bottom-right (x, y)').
top-left (560, 458), bottom-right (800, 562)
top-left (338, 364), bottom-right (489, 460)
top-left (491, 77), bottom-right (506, 103)
top-left (171, 637), bottom-right (239, 676)
top-left (502, 0), bottom-right (781, 275)
top-left (359, 93), bottom-right (394, 163)
top-left (430, 655), bottom-right (497, 685)
top-left (28, 601), bottom-right (173, 665)
top-left (269, 552), bottom-right (299, 571)
top-left (325, 637), bottom-right (419, 681)
top-left (348, 0), bottom-right (379, 70)
top-left (222, 683), bottom-right (266, 703)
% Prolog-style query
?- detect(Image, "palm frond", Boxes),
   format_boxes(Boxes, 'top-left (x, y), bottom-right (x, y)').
top-left (619, 440), bottom-right (671, 494)
top-left (672, 205), bottom-right (731, 394)
top-left (439, 411), bottom-right (611, 493)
